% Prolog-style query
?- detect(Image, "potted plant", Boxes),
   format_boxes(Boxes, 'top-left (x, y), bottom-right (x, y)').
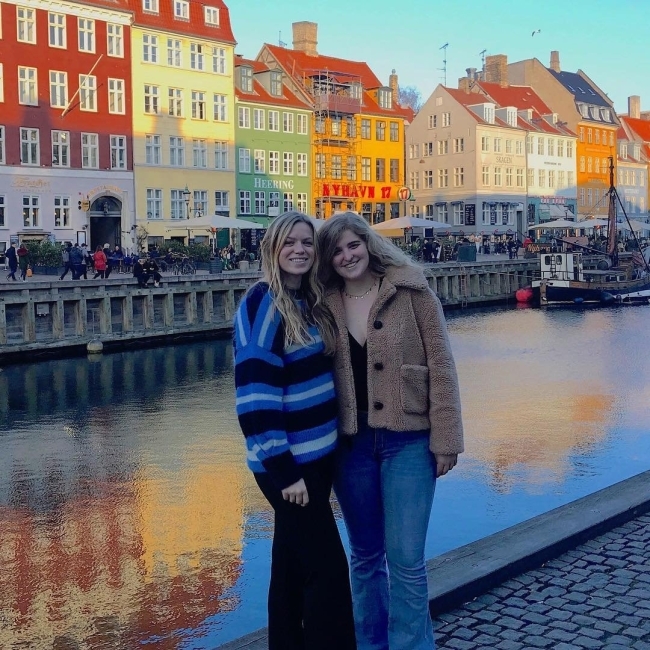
top-left (25, 241), bottom-right (63, 275)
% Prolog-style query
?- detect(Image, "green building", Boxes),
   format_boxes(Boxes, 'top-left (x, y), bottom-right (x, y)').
top-left (234, 58), bottom-right (313, 251)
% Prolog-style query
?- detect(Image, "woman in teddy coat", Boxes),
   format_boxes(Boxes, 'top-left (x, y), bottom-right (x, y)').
top-left (318, 211), bottom-right (464, 650)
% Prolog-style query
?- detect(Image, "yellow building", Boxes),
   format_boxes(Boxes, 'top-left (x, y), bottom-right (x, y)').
top-left (130, 1), bottom-right (237, 250)
top-left (258, 22), bottom-right (412, 221)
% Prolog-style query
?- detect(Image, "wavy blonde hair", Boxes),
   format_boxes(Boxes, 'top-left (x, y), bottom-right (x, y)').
top-left (260, 211), bottom-right (336, 354)
top-left (317, 211), bottom-right (415, 288)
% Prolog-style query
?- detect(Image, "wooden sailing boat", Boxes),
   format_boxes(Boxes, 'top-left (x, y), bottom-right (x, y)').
top-left (533, 157), bottom-right (650, 306)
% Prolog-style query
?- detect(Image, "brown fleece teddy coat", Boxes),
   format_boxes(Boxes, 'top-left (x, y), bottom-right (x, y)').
top-left (325, 263), bottom-right (464, 456)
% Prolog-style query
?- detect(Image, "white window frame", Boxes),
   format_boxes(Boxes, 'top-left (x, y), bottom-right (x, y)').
top-left (81, 132), bottom-right (99, 168)
top-left (269, 151), bottom-right (279, 175)
top-left (170, 189), bottom-right (185, 219)
top-left (193, 190), bottom-right (207, 216)
top-left (268, 110), bottom-right (279, 132)
top-left (107, 23), bottom-right (123, 57)
top-left (20, 127), bottom-right (40, 165)
top-left (190, 43), bottom-right (205, 71)
top-left (239, 190), bottom-right (251, 215)
top-left (167, 38), bottom-right (182, 66)
top-left (192, 139), bottom-right (207, 168)
top-left (49, 71), bottom-right (68, 108)
top-left (0, 126), bottom-right (5, 164)
top-left (212, 47), bottom-right (226, 74)
top-left (142, 34), bottom-right (158, 63)
top-left (108, 78), bottom-right (125, 114)
top-left (169, 136), bottom-right (185, 166)
top-left (283, 192), bottom-right (294, 212)
top-left (297, 193), bottom-right (308, 214)
top-left (214, 141), bottom-right (228, 170)
top-left (174, 0), bottom-right (189, 20)
top-left (254, 191), bottom-right (265, 215)
top-left (168, 87), bottom-right (183, 117)
top-left (143, 0), bottom-right (159, 12)
top-left (110, 135), bottom-right (127, 170)
top-left (48, 12), bottom-right (66, 48)
top-left (53, 196), bottom-right (70, 227)
top-left (204, 6), bottom-right (220, 25)
top-left (144, 84), bottom-right (160, 114)
top-left (283, 112), bottom-right (294, 133)
top-left (145, 134), bottom-right (161, 165)
top-left (79, 74), bottom-right (97, 111)
top-left (283, 152), bottom-right (294, 175)
top-left (215, 191), bottom-right (229, 210)
top-left (191, 91), bottom-right (206, 120)
top-left (213, 94), bottom-right (227, 121)
top-left (51, 130), bottom-right (69, 167)
top-left (0, 64), bottom-right (4, 103)
top-left (238, 106), bottom-right (250, 128)
top-left (297, 114), bottom-right (308, 135)
top-left (297, 152), bottom-right (308, 176)
top-left (146, 189), bottom-right (163, 219)
top-left (18, 67), bottom-right (38, 105)
top-left (78, 18), bottom-right (95, 53)
top-left (23, 195), bottom-right (39, 227)
top-left (17, 6), bottom-right (36, 44)
top-left (238, 147), bottom-right (251, 173)
top-left (254, 149), bottom-right (265, 174)
top-left (253, 108), bottom-right (265, 130)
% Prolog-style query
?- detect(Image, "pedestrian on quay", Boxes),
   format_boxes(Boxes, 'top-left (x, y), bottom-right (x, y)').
top-left (17, 243), bottom-right (30, 281)
top-left (80, 243), bottom-right (91, 277)
top-left (59, 242), bottom-right (73, 280)
top-left (318, 211), bottom-right (464, 650)
top-left (6, 242), bottom-right (18, 281)
top-left (69, 243), bottom-right (84, 279)
top-left (103, 243), bottom-right (113, 278)
top-left (233, 211), bottom-right (357, 650)
top-left (93, 245), bottom-right (107, 279)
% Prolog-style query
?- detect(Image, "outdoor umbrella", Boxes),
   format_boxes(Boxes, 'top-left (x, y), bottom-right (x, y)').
top-left (371, 216), bottom-right (449, 231)
top-left (530, 218), bottom-right (579, 230)
top-left (166, 215), bottom-right (262, 231)
top-left (576, 218), bottom-right (609, 229)
top-left (619, 219), bottom-right (650, 232)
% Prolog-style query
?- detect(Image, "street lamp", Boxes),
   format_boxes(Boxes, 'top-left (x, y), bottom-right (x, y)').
top-left (183, 185), bottom-right (191, 219)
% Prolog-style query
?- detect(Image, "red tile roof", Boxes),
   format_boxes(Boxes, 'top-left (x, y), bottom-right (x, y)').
top-left (476, 82), bottom-right (553, 115)
top-left (623, 117), bottom-right (650, 143)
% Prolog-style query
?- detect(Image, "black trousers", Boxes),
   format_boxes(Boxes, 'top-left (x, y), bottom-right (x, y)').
top-left (255, 454), bottom-right (356, 650)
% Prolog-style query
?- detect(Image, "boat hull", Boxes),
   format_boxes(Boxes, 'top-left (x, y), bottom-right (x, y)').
top-left (535, 278), bottom-right (650, 306)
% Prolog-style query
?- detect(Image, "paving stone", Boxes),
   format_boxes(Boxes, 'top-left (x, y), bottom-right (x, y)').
top-left (625, 628), bottom-right (650, 639)
top-left (472, 609), bottom-right (501, 623)
top-left (451, 627), bottom-right (478, 641)
top-left (572, 636), bottom-right (604, 648)
top-left (495, 641), bottom-right (523, 650)
top-left (525, 635), bottom-right (555, 648)
top-left (594, 620), bottom-right (623, 634)
top-left (550, 620), bottom-right (580, 632)
top-left (547, 628), bottom-right (578, 642)
top-left (445, 638), bottom-right (477, 650)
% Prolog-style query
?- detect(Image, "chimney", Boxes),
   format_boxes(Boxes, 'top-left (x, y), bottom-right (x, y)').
top-left (389, 69), bottom-right (398, 103)
top-left (484, 54), bottom-right (508, 87)
top-left (458, 77), bottom-right (470, 93)
top-left (628, 95), bottom-right (641, 119)
top-left (292, 21), bottom-right (318, 56)
top-left (467, 67), bottom-right (477, 80)
top-left (550, 51), bottom-right (561, 73)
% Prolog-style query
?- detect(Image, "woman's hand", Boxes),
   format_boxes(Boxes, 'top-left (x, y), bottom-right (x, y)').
top-left (435, 454), bottom-right (458, 478)
top-left (281, 479), bottom-right (309, 506)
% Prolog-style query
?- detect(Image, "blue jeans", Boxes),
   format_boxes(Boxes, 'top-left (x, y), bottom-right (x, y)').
top-left (334, 415), bottom-right (437, 650)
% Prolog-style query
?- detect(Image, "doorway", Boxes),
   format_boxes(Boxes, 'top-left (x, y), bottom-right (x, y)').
top-left (89, 196), bottom-right (122, 251)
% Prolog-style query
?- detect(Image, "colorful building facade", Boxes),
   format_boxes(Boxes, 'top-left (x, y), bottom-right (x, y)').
top-left (258, 22), bottom-right (411, 222)
top-left (129, 0), bottom-right (236, 250)
top-left (233, 57), bottom-right (312, 250)
top-left (621, 97), bottom-right (650, 220)
top-left (0, 0), bottom-right (134, 253)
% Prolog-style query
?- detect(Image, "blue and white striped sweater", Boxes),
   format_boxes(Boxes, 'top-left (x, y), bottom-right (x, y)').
top-left (234, 283), bottom-right (338, 489)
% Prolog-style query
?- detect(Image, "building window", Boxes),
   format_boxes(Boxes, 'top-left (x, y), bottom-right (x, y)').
top-left (437, 139), bottom-right (449, 155)
top-left (254, 191), bottom-right (266, 215)
top-left (437, 204), bottom-right (448, 223)
top-left (174, 0), bottom-right (189, 19)
top-left (270, 71), bottom-right (283, 97)
top-left (79, 75), bottom-right (97, 111)
top-left (192, 91), bottom-right (206, 119)
top-left (361, 157), bottom-right (371, 182)
top-left (215, 141), bottom-right (228, 169)
top-left (494, 167), bottom-right (502, 186)
top-left (454, 167), bottom-right (464, 187)
top-left (50, 71), bottom-right (68, 108)
top-left (390, 122), bottom-right (399, 142)
top-left (481, 136), bottom-right (489, 152)
top-left (346, 156), bottom-right (356, 181)
top-left (110, 135), bottom-right (126, 169)
top-left (51, 130), bottom-right (69, 167)
top-left (298, 153), bottom-right (308, 177)
top-left (283, 193), bottom-right (294, 212)
top-left (453, 203), bottom-right (464, 226)
top-left (23, 195), bottom-right (39, 227)
top-left (144, 84), bottom-right (159, 114)
top-left (375, 158), bottom-right (385, 183)
top-left (376, 121), bottom-right (386, 141)
top-left (428, 114), bottom-right (437, 129)
top-left (494, 138), bottom-right (501, 153)
top-left (192, 139), bottom-right (207, 168)
top-left (548, 170), bottom-right (556, 188)
top-left (212, 47), bottom-right (226, 74)
top-left (204, 6), bottom-right (220, 25)
top-left (579, 127), bottom-right (584, 143)
top-left (587, 157), bottom-right (592, 173)
top-left (193, 190), bottom-right (207, 216)
top-left (565, 141), bottom-right (573, 159)
top-left (505, 167), bottom-right (513, 187)
top-left (297, 193), bottom-right (308, 213)
top-left (49, 12), bottom-right (66, 48)
top-left (516, 168), bottom-right (524, 188)
top-left (516, 140), bottom-right (523, 156)
top-left (269, 151), bottom-right (279, 174)
top-left (423, 170), bottom-right (433, 189)
top-left (252, 149), bottom-right (265, 174)
top-left (315, 116), bottom-right (325, 134)
top-left (143, 34), bottom-right (158, 63)
top-left (558, 170), bottom-right (565, 187)
top-left (17, 7), bottom-right (36, 43)
top-left (238, 147), bottom-right (251, 173)
top-left (239, 190), bottom-right (251, 215)
top-left (169, 87), bottom-right (183, 117)
top-left (378, 89), bottom-right (392, 109)
top-left (528, 169), bottom-right (534, 187)
top-left (169, 136), bottom-right (184, 166)
top-left (20, 127), bottom-right (39, 165)
top-left (108, 78), bottom-right (125, 114)
top-left (438, 168), bottom-right (448, 188)
top-left (537, 137), bottom-right (544, 155)
top-left (587, 128), bottom-right (592, 144)
top-left (265, 110), bottom-right (278, 132)
top-left (526, 136), bottom-right (533, 154)
top-left (190, 43), bottom-right (205, 70)
top-left (453, 138), bottom-right (464, 153)
top-left (505, 140), bottom-right (512, 154)
top-left (167, 38), bottom-right (181, 66)
top-left (18, 67), bottom-right (38, 105)
top-left (146, 189), bottom-right (162, 219)
top-left (297, 114), bottom-right (309, 135)
top-left (315, 153), bottom-right (325, 179)
top-left (409, 172), bottom-right (419, 190)
top-left (52, 196), bottom-right (70, 227)
top-left (213, 94), bottom-right (227, 121)
top-left (579, 156), bottom-right (585, 173)
top-left (143, 0), bottom-right (159, 12)
top-left (482, 203), bottom-right (490, 225)
top-left (215, 191), bottom-right (229, 210)
top-left (170, 189), bottom-right (184, 219)
top-left (538, 169), bottom-right (546, 187)
top-left (283, 112), bottom-right (294, 133)
top-left (361, 119), bottom-right (371, 139)
top-left (238, 106), bottom-right (250, 128)
top-left (482, 166), bottom-right (489, 186)
top-left (346, 116), bottom-right (356, 138)
top-left (390, 159), bottom-right (399, 183)
top-left (547, 138), bottom-right (555, 156)
top-left (595, 130), bottom-right (600, 145)
top-left (107, 24), bottom-right (123, 57)
top-left (253, 108), bottom-right (265, 130)
top-left (595, 158), bottom-right (600, 174)
top-left (283, 152), bottom-right (294, 175)
top-left (422, 142), bottom-right (432, 158)
top-left (145, 134), bottom-right (161, 165)
top-left (330, 154), bottom-right (341, 180)
top-left (81, 132), bottom-right (99, 168)
top-left (78, 18), bottom-right (95, 52)
top-left (441, 112), bottom-right (451, 127)
top-left (240, 67), bottom-right (253, 92)
top-left (557, 139), bottom-right (564, 157)
top-left (0, 127), bottom-right (4, 164)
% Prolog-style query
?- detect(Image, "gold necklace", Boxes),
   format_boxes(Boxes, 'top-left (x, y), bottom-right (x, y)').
top-left (343, 278), bottom-right (377, 299)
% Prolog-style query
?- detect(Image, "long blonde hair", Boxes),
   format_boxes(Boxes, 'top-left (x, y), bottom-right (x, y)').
top-left (260, 211), bottom-right (336, 354)
top-left (317, 211), bottom-right (415, 288)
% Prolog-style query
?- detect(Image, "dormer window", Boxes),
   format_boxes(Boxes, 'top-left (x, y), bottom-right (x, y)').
top-left (578, 104), bottom-right (589, 118)
top-left (506, 108), bottom-right (517, 127)
top-left (349, 83), bottom-right (362, 100)
top-left (378, 88), bottom-right (392, 109)
top-left (634, 145), bottom-right (641, 159)
top-left (600, 108), bottom-right (610, 122)
top-left (204, 6), bottom-right (219, 25)
top-left (270, 70), bottom-right (282, 97)
top-left (484, 105), bottom-right (494, 124)
top-left (240, 66), bottom-right (253, 92)
top-left (619, 143), bottom-right (627, 159)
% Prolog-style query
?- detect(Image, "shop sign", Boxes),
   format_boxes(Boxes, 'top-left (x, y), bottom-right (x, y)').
top-left (495, 155), bottom-right (513, 164)
top-left (540, 196), bottom-right (566, 204)
top-left (464, 203), bottom-right (476, 226)
top-left (88, 184), bottom-right (123, 196)
top-left (322, 184), bottom-right (393, 199)
top-left (11, 177), bottom-right (50, 191)
top-left (398, 186), bottom-right (412, 201)
top-left (254, 179), bottom-right (295, 190)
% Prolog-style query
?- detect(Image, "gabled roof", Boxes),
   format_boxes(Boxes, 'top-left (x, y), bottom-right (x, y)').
top-left (548, 70), bottom-right (610, 107)
top-left (234, 57), bottom-right (311, 110)
top-left (476, 82), bottom-right (553, 115)
top-left (623, 116), bottom-right (650, 143)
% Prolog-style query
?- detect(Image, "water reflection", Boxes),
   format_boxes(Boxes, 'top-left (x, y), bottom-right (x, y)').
top-left (1, 306), bottom-right (650, 648)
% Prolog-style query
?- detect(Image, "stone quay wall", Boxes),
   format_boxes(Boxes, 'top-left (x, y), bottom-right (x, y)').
top-left (0, 259), bottom-right (537, 361)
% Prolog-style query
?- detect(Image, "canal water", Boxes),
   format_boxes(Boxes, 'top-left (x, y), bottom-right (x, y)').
top-left (1, 304), bottom-right (650, 649)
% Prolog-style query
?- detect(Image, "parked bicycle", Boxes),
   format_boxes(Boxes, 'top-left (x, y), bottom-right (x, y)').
top-left (170, 255), bottom-right (196, 275)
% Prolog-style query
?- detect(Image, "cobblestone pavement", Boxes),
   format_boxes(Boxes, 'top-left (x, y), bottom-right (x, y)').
top-left (435, 513), bottom-right (650, 650)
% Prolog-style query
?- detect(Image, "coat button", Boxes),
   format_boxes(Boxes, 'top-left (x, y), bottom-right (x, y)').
top-left (374, 362), bottom-right (384, 370)
top-left (373, 401), bottom-right (384, 410)
top-left (373, 320), bottom-right (383, 329)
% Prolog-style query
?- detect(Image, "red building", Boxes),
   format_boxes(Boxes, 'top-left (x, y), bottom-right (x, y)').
top-left (0, 0), bottom-right (135, 252)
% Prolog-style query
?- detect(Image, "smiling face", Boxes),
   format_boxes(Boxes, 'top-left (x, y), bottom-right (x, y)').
top-left (278, 221), bottom-right (315, 288)
top-left (332, 229), bottom-right (372, 283)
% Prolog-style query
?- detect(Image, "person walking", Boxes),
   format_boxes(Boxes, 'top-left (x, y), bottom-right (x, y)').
top-left (93, 245), bottom-right (107, 279)
top-left (59, 242), bottom-right (73, 280)
top-left (17, 243), bottom-right (30, 281)
top-left (6, 242), bottom-right (18, 281)
top-left (318, 211), bottom-right (464, 650)
top-left (233, 211), bottom-right (356, 650)
top-left (80, 243), bottom-right (90, 278)
top-left (103, 243), bottom-right (113, 278)
top-left (69, 243), bottom-right (83, 279)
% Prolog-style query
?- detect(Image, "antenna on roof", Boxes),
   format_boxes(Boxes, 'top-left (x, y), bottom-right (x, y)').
top-left (439, 43), bottom-right (449, 86)
top-left (479, 49), bottom-right (487, 70)
top-left (279, 31), bottom-right (287, 48)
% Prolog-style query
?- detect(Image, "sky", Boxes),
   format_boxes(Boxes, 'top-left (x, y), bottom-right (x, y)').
top-left (228, 0), bottom-right (649, 114)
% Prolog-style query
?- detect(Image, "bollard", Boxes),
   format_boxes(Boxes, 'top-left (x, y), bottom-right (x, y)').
top-left (86, 339), bottom-right (104, 354)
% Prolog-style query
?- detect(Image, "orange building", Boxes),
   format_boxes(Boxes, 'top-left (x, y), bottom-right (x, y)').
top-left (257, 22), bottom-right (412, 222)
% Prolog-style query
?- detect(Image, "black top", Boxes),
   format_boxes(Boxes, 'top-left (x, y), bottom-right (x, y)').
top-left (348, 332), bottom-right (369, 413)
